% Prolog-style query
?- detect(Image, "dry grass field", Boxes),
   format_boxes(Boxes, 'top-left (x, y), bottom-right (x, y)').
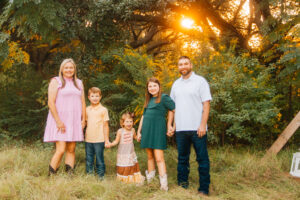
top-left (0, 142), bottom-right (299, 200)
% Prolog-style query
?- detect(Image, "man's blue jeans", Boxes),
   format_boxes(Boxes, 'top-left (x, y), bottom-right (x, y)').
top-left (85, 142), bottom-right (105, 177)
top-left (176, 131), bottom-right (210, 194)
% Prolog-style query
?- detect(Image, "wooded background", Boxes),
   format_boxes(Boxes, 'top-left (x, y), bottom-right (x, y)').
top-left (0, 0), bottom-right (299, 146)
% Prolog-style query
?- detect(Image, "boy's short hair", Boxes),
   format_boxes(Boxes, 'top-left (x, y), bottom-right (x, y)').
top-left (88, 87), bottom-right (101, 96)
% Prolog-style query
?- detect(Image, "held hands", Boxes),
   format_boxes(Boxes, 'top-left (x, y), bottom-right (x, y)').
top-left (105, 141), bottom-right (112, 148)
top-left (56, 120), bottom-right (66, 133)
top-left (197, 124), bottom-right (206, 138)
top-left (137, 131), bottom-right (141, 142)
top-left (81, 120), bottom-right (86, 129)
top-left (167, 125), bottom-right (175, 137)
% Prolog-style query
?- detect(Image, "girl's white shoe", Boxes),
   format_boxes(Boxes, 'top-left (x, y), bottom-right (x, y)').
top-left (145, 170), bottom-right (156, 182)
top-left (159, 174), bottom-right (168, 191)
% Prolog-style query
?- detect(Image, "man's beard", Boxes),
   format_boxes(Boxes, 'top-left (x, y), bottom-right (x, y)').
top-left (180, 68), bottom-right (192, 76)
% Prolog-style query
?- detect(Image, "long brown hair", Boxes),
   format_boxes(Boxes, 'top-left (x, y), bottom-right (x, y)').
top-left (143, 77), bottom-right (162, 108)
top-left (58, 58), bottom-right (80, 90)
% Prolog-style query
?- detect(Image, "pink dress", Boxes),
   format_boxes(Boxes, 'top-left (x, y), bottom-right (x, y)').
top-left (44, 76), bottom-right (84, 142)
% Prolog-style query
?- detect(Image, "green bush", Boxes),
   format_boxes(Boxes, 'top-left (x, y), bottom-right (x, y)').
top-left (0, 65), bottom-right (47, 141)
top-left (196, 48), bottom-right (279, 145)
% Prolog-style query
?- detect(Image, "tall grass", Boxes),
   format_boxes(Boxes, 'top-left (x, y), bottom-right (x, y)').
top-left (0, 143), bottom-right (299, 200)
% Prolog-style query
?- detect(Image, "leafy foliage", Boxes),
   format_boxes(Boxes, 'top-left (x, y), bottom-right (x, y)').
top-left (196, 48), bottom-right (279, 145)
top-left (0, 65), bottom-right (47, 141)
top-left (0, 0), bottom-right (299, 146)
top-left (88, 48), bottom-right (167, 129)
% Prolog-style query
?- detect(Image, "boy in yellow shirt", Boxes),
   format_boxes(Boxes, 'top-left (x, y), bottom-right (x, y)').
top-left (85, 87), bottom-right (110, 179)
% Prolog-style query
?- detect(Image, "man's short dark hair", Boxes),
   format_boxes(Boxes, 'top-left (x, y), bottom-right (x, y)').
top-left (178, 56), bottom-right (192, 63)
top-left (179, 56), bottom-right (191, 62)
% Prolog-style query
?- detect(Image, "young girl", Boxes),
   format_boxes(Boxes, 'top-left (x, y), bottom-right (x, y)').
top-left (110, 112), bottom-right (145, 185)
top-left (137, 77), bottom-right (175, 191)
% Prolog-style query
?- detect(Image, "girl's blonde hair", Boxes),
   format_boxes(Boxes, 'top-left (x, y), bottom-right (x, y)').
top-left (143, 77), bottom-right (162, 108)
top-left (58, 58), bottom-right (80, 89)
top-left (120, 112), bottom-right (134, 127)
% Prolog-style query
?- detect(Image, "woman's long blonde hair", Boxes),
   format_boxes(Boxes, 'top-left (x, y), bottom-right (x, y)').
top-left (58, 58), bottom-right (80, 89)
top-left (143, 77), bottom-right (162, 108)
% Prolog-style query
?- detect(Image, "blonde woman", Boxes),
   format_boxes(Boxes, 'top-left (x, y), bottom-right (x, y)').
top-left (44, 58), bottom-right (86, 175)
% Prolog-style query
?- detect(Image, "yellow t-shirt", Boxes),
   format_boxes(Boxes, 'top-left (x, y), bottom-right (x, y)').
top-left (85, 104), bottom-right (109, 143)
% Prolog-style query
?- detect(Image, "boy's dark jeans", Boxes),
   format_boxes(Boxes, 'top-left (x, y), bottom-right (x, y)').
top-left (176, 131), bottom-right (210, 194)
top-left (85, 142), bottom-right (105, 177)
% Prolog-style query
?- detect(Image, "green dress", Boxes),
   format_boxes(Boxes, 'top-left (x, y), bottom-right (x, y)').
top-left (141, 94), bottom-right (175, 150)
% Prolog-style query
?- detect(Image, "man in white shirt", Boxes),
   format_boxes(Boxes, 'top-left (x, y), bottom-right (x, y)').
top-left (170, 56), bottom-right (212, 196)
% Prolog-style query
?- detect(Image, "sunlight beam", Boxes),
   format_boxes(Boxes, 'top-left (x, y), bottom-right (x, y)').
top-left (181, 18), bottom-right (194, 29)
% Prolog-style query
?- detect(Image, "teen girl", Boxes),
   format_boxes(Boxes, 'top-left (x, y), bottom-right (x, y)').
top-left (137, 77), bottom-right (175, 191)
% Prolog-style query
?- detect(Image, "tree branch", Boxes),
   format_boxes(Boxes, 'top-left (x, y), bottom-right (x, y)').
top-left (146, 33), bottom-right (179, 53)
top-left (232, 0), bottom-right (247, 23)
top-left (247, 0), bottom-right (254, 35)
top-left (129, 26), bottom-right (160, 48)
top-left (193, 0), bottom-right (247, 49)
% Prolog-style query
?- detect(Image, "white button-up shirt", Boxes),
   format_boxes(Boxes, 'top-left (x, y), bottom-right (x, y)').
top-left (170, 72), bottom-right (212, 131)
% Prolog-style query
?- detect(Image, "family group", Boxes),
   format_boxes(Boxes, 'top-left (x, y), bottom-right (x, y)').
top-left (43, 56), bottom-right (212, 196)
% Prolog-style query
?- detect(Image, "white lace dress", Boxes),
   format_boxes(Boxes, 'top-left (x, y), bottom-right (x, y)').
top-left (116, 128), bottom-right (144, 184)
